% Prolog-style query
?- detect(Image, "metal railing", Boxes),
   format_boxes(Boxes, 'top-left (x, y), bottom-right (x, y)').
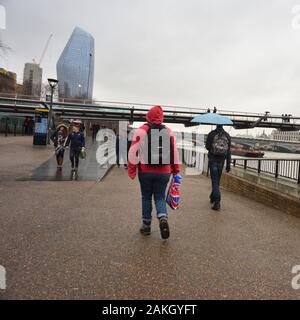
top-left (177, 145), bottom-right (208, 174)
top-left (178, 143), bottom-right (300, 184)
top-left (232, 158), bottom-right (300, 184)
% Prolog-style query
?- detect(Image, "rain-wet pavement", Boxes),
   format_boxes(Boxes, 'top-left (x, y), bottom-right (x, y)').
top-left (1, 136), bottom-right (300, 299)
top-left (18, 138), bottom-right (112, 182)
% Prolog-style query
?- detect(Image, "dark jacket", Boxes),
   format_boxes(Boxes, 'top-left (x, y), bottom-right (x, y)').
top-left (65, 132), bottom-right (85, 152)
top-left (205, 127), bottom-right (231, 167)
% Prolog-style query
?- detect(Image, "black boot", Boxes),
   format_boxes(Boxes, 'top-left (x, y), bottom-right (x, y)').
top-left (211, 201), bottom-right (221, 211)
top-left (159, 217), bottom-right (170, 240)
top-left (140, 222), bottom-right (151, 235)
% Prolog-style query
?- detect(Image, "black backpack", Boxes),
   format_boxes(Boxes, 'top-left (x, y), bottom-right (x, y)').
top-left (144, 123), bottom-right (173, 165)
top-left (211, 132), bottom-right (229, 156)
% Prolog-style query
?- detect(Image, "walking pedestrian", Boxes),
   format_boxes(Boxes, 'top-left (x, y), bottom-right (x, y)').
top-left (128, 106), bottom-right (180, 239)
top-left (91, 123), bottom-right (100, 141)
top-left (28, 117), bottom-right (35, 135)
top-left (23, 117), bottom-right (29, 135)
top-left (65, 124), bottom-right (85, 172)
top-left (205, 125), bottom-right (231, 211)
top-left (51, 124), bottom-right (68, 170)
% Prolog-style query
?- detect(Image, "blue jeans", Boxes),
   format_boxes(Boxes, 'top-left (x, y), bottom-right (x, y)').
top-left (209, 161), bottom-right (224, 203)
top-left (138, 172), bottom-right (171, 223)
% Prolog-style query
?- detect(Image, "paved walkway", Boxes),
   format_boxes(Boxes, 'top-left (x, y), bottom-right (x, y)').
top-left (18, 139), bottom-right (111, 182)
top-left (1, 137), bottom-right (300, 299)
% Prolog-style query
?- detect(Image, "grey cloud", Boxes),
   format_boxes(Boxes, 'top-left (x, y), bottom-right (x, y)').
top-left (1, 0), bottom-right (300, 118)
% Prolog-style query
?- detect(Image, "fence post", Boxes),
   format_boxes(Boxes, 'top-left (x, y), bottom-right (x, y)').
top-left (298, 161), bottom-right (300, 184)
top-left (244, 160), bottom-right (247, 170)
top-left (275, 160), bottom-right (279, 179)
top-left (258, 160), bottom-right (261, 174)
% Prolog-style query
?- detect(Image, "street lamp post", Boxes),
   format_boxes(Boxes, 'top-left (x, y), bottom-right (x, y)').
top-left (47, 78), bottom-right (58, 144)
top-left (87, 53), bottom-right (92, 100)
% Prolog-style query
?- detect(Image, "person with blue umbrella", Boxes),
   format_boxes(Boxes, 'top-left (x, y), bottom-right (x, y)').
top-left (191, 112), bottom-right (232, 211)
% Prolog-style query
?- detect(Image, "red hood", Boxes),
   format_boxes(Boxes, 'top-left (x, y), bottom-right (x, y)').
top-left (146, 106), bottom-right (164, 125)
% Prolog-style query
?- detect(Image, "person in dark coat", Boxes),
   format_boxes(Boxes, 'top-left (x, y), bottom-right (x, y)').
top-left (28, 117), bottom-right (35, 135)
top-left (205, 125), bottom-right (231, 211)
top-left (23, 117), bottom-right (30, 135)
top-left (65, 125), bottom-right (85, 171)
top-left (91, 123), bottom-right (100, 141)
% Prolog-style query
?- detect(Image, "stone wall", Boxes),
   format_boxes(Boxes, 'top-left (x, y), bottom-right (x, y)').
top-left (220, 173), bottom-right (300, 218)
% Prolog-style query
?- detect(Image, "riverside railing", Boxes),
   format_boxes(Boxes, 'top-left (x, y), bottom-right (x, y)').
top-left (177, 144), bottom-right (208, 174)
top-left (232, 158), bottom-right (300, 184)
top-left (178, 144), bottom-right (300, 184)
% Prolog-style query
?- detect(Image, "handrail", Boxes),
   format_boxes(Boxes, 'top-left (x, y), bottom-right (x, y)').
top-left (232, 157), bottom-right (300, 184)
top-left (179, 144), bottom-right (300, 184)
top-left (232, 156), bottom-right (300, 161)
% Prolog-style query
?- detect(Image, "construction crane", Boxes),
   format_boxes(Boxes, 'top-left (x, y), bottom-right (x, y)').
top-left (32, 34), bottom-right (53, 66)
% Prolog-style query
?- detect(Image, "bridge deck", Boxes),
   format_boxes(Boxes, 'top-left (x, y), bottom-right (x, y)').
top-left (1, 96), bottom-right (300, 130)
top-left (0, 137), bottom-right (300, 299)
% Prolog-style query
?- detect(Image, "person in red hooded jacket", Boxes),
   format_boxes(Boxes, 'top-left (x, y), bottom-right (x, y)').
top-left (128, 106), bottom-right (180, 239)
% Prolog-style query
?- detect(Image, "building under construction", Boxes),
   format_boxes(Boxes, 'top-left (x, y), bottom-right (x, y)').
top-left (22, 63), bottom-right (42, 98)
top-left (0, 68), bottom-right (17, 93)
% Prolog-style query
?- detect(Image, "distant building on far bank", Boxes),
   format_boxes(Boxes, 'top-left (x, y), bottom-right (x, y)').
top-left (271, 130), bottom-right (300, 142)
top-left (0, 68), bottom-right (17, 94)
top-left (56, 26), bottom-right (95, 100)
top-left (22, 63), bottom-right (42, 98)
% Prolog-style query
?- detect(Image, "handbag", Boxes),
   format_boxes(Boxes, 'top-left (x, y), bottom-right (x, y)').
top-left (166, 174), bottom-right (182, 210)
top-left (79, 148), bottom-right (87, 159)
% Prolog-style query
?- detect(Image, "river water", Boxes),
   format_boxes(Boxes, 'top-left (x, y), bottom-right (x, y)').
top-left (262, 151), bottom-right (300, 160)
top-left (181, 142), bottom-right (300, 160)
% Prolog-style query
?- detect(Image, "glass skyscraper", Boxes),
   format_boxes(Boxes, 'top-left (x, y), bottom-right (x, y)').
top-left (57, 26), bottom-right (95, 100)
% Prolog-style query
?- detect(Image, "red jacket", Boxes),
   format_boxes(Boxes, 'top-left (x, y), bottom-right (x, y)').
top-left (128, 106), bottom-right (181, 179)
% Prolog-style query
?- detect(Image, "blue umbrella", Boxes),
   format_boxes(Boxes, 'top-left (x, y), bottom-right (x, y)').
top-left (191, 113), bottom-right (233, 125)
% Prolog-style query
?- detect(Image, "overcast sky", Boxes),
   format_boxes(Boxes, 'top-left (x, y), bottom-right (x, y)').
top-left (1, 0), bottom-right (300, 121)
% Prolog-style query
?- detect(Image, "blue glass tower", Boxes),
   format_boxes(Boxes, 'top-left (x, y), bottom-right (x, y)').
top-left (57, 27), bottom-right (95, 99)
